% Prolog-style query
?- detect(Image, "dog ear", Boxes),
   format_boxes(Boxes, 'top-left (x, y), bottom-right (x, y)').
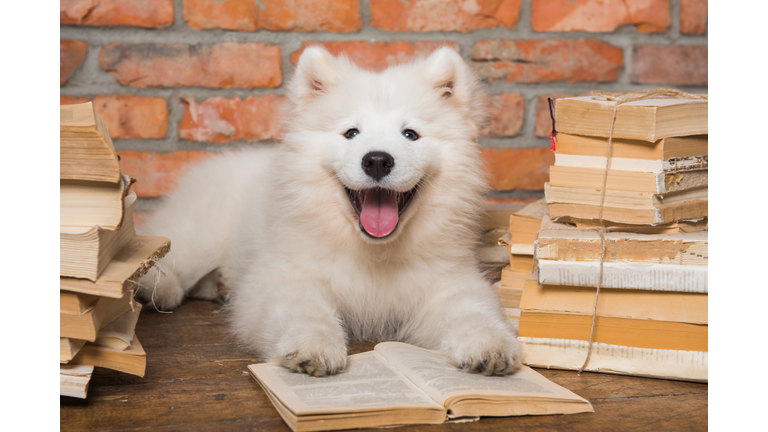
top-left (421, 47), bottom-right (488, 130)
top-left (288, 46), bottom-right (341, 104)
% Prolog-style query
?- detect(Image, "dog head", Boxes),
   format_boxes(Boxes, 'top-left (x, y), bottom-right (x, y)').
top-left (281, 46), bottom-right (488, 245)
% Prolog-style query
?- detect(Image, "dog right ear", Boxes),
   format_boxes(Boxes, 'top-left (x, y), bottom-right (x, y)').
top-left (288, 46), bottom-right (340, 104)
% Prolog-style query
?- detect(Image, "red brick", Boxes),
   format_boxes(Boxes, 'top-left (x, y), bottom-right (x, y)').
top-left (183, 0), bottom-right (361, 32)
top-left (481, 148), bottom-right (554, 190)
top-left (631, 45), bottom-right (707, 86)
top-left (370, 0), bottom-right (522, 32)
top-left (93, 95), bottom-right (168, 139)
top-left (60, 40), bottom-right (88, 86)
top-left (179, 96), bottom-right (285, 143)
top-left (60, 95), bottom-right (89, 105)
top-left (60, 0), bottom-right (174, 28)
top-left (291, 41), bottom-right (459, 71)
top-left (59, 95), bottom-right (169, 139)
top-left (481, 93), bottom-right (524, 137)
top-left (680, 0), bottom-right (707, 35)
top-left (531, 0), bottom-right (669, 33)
top-left (117, 151), bottom-right (213, 197)
top-left (471, 40), bottom-right (623, 83)
top-left (99, 43), bottom-right (281, 88)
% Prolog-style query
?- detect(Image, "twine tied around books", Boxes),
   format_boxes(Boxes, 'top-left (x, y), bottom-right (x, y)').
top-left (540, 88), bottom-right (708, 375)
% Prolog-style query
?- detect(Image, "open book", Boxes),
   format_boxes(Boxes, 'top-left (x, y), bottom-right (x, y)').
top-left (248, 342), bottom-right (592, 432)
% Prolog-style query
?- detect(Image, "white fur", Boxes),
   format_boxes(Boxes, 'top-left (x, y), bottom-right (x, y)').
top-left (137, 47), bottom-right (522, 376)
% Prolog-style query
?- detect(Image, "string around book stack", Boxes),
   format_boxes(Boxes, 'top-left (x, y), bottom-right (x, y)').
top-left (539, 88), bottom-right (708, 374)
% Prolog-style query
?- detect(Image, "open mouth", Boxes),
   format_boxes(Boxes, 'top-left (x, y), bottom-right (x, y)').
top-left (345, 184), bottom-right (418, 239)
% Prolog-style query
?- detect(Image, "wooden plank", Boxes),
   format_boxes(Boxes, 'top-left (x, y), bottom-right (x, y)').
top-left (61, 300), bottom-right (708, 431)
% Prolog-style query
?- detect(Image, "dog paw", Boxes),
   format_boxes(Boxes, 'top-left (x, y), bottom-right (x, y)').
top-left (281, 344), bottom-right (348, 377)
top-left (135, 268), bottom-right (184, 311)
top-left (190, 268), bottom-right (230, 305)
top-left (444, 328), bottom-right (522, 376)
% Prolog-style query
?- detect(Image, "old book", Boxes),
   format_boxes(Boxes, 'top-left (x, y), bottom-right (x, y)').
top-left (60, 192), bottom-right (137, 281)
top-left (248, 342), bottom-right (592, 432)
top-left (549, 165), bottom-right (707, 194)
top-left (61, 174), bottom-right (134, 230)
top-left (545, 183), bottom-right (708, 225)
top-left (519, 338), bottom-right (707, 382)
top-left (500, 266), bottom-right (529, 289)
top-left (554, 153), bottom-right (707, 174)
top-left (60, 291), bottom-right (99, 314)
top-left (518, 312), bottom-right (707, 352)
top-left (61, 365), bottom-right (95, 399)
top-left (554, 96), bottom-right (707, 141)
top-left (93, 306), bottom-right (141, 350)
top-left (537, 260), bottom-right (707, 293)
top-left (571, 217), bottom-right (708, 234)
top-left (536, 223), bottom-right (708, 266)
top-left (61, 338), bottom-right (87, 363)
top-left (60, 236), bottom-right (171, 298)
top-left (492, 281), bottom-right (523, 309)
top-left (508, 200), bottom-right (548, 245)
top-left (554, 133), bottom-right (708, 160)
top-left (68, 336), bottom-right (146, 377)
top-left (60, 292), bottom-right (134, 341)
top-left (519, 274), bottom-right (707, 324)
top-left (61, 102), bottom-right (121, 183)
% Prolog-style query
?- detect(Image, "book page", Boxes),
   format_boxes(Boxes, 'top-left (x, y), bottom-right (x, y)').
top-left (248, 351), bottom-right (445, 416)
top-left (374, 342), bottom-right (588, 406)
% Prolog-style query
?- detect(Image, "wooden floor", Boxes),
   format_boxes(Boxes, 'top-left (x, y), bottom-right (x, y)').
top-left (61, 299), bottom-right (708, 431)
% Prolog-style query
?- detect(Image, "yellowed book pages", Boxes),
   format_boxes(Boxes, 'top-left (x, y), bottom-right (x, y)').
top-left (60, 174), bottom-right (133, 231)
top-left (94, 306), bottom-right (141, 350)
top-left (519, 275), bottom-right (707, 324)
top-left (519, 337), bottom-right (707, 383)
top-left (536, 221), bottom-right (708, 266)
top-left (248, 342), bottom-right (592, 431)
top-left (60, 292), bottom-right (99, 314)
top-left (554, 96), bottom-right (707, 142)
top-left (549, 165), bottom-right (707, 194)
top-left (500, 267), bottom-right (529, 289)
top-left (61, 338), bottom-right (87, 363)
top-left (60, 102), bottom-right (121, 183)
top-left (60, 292), bottom-right (133, 341)
top-left (60, 192), bottom-right (137, 281)
top-left (69, 336), bottom-right (146, 377)
top-left (519, 311), bottom-right (707, 352)
top-left (571, 217), bottom-right (708, 234)
top-left (60, 236), bottom-right (171, 298)
top-left (548, 201), bottom-right (708, 225)
top-left (554, 133), bottom-right (708, 160)
top-left (61, 364), bottom-right (95, 399)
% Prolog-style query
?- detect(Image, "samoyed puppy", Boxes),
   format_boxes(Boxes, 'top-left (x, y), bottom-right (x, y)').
top-left (137, 46), bottom-right (521, 377)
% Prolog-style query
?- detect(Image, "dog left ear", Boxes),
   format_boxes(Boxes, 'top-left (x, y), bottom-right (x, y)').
top-left (422, 47), bottom-right (487, 129)
top-left (288, 46), bottom-right (342, 105)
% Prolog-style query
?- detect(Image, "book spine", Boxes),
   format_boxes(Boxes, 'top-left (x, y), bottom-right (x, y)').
top-left (537, 260), bottom-right (708, 292)
top-left (519, 337), bottom-right (707, 382)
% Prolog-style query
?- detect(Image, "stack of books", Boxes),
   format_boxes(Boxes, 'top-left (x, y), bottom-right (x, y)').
top-left (60, 102), bottom-right (171, 398)
top-left (517, 95), bottom-right (708, 382)
top-left (494, 200), bottom-right (548, 327)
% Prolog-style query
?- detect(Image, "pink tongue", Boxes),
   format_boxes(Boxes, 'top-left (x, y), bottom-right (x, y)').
top-left (360, 189), bottom-right (399, 238)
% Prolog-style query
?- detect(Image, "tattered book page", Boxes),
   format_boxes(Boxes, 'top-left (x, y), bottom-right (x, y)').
top-left (247, 351), bottom-right (445, 416)
top-left (374, 342), bottom-right (589, 407)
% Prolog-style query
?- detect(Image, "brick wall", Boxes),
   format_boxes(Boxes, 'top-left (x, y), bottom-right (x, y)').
top-left (60, 0), bottom-right (708, 220)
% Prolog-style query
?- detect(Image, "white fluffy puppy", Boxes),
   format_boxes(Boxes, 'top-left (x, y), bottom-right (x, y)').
top-left (138, 46), bottom-right (522, 377)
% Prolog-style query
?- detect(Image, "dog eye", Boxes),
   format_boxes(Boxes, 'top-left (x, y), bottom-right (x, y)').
top-left (402, 129), bottom-right (419, 141)
top-left (344, 128), bottom-right (360, 140)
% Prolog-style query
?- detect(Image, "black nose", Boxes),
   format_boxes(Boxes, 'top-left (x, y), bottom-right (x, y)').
top-left (362, 151), bottom-right (394, 182)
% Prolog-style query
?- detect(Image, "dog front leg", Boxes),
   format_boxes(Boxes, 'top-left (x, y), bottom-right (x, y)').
top-left (230, 279), bottom-right (348, 377)
top-left (413, 276), bottom-right (522, 376)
